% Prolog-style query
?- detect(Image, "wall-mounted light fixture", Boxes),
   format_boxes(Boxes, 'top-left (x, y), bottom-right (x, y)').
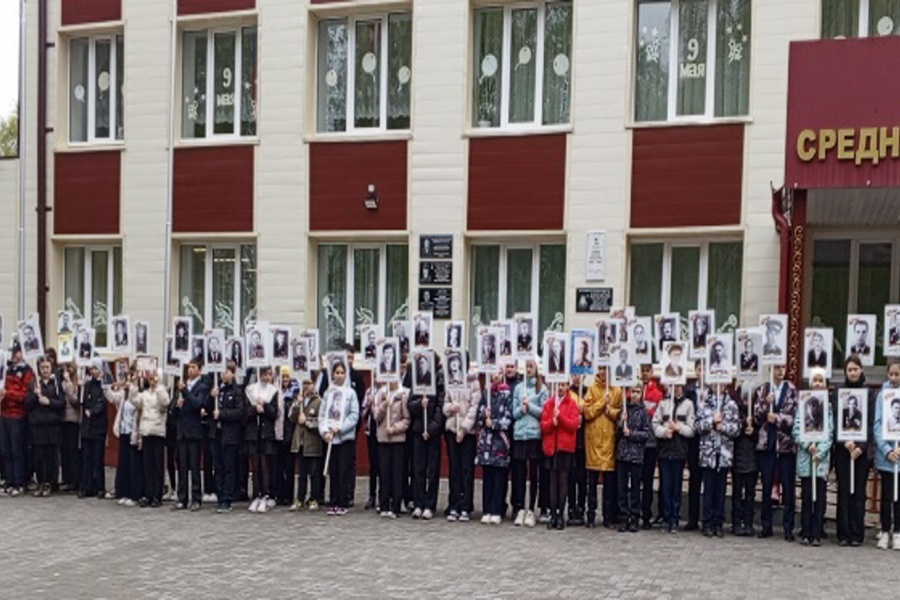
top-left (364, 184), bottom-right (379, 210)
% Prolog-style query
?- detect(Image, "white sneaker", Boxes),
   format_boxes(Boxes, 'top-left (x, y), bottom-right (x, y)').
top-left (447, 511), bottom-right (459, 522)
top-left (266, 497), bottom-right (276, 509)
top-left (208, 493), bottom-right (217, 503)
top-left (412, 507), bottom-right (423, 519)
top-left (893, 533), bottom-right (900, 551)
top-left (122, 499), bottom-right (137, 507)
top-left (248, 498), bottom-right (261, 513)
top-left (877, 531), bottom-right (890, 550)
top-left (514, 509), bottom-right (525, 526)
top-left (257, 499), bottom-right (269, 513)
top-left (524, 510), bottom-right (536, 528)
top-left (117, 497), bottom-right (127, 505)
top-left (480, 514), bottom-right (491, 524)
top-left (490, 515), bottom-right (502, 525)
top-left (538, 511), bottom-right (551, 524)
top-left (459, 511), bottom-right (471, 522)
top-left (422, 509), bottom-right (433, 520)
top-left (382, 511), bottom-right (397, 519)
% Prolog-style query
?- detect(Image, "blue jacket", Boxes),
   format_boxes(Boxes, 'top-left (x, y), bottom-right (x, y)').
top-left (792, 403), bottom-right (833, 479)
top-left (874, 381), bottom-right (900, 473)
top-left (512, 377), bottom-right (547, 442)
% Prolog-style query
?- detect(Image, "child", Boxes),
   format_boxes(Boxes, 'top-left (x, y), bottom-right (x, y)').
top-left (131, 369), bottom-right (171, 508)
top-left (834, 355), bottom-right (870, 547)
top-left (567, 374), bottom-right (587, 526)
top-left (373, 380), bottom-right (410, 518)
top-left (792, 367), bottom-right (833, 547)
top-left (318, 361), bottom-right (360, 516)
top-left (697, 384), bottom-right (740, 538)
top-left (617, 384), bottom-right (651, 533)
top-left (210, 364), bottom-right (245, 513)
top-left (652, 384), bottom-right (695, 533)
top-left (731, 382), bottom-right (759, 536)
top-left (244, 366), bottom-right (278, 513)
top-left (583, 365), bottom-right (623, 529)
top-left (290, 375), bottom-right (323, 512)
top-left (406, 368), bottom-right (444, 520)
top-left (476, 371), bottom-right (513, 525)
top-left (540, 380), bottom-right (581, 530)
top-left (873, 358), bottom-right (900, 550)
top-left (443, 365), bottom-right (480, 522)
top-left (511, 360), bottom-right (547, 528)
top-left (25, 357), bottom-right (65, 497)
top-left (79, 360), bottom-right (109, 499)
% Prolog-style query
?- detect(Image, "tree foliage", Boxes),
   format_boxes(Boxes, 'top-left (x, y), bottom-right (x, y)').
top-left (0, 106), bottom-right (19, 157)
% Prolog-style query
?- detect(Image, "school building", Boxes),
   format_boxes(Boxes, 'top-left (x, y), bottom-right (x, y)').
top-left (2, 0), bottom-right (899, 385)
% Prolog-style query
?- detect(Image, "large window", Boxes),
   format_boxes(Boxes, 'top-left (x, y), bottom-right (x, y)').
top-left (182, 27), bottom-right (258, 139)
top-left (469, 244), bottom-right (566, 351)
top-left (317, 13), bottom-right (412, 133)
top-left (472, 2), bottom-right (573, 128)
top-left (634, 0), bottom-right (751, 122)
top-left (629, 240), bottom-right (743, 332)
top-left (810, 237), bottom-right (895, 366)
top-left (179, 244), bottom-right (257, 338)
top-left (69, 36), bottom-right (125, 143)
top-left (822, 0), bottom-right (900, 38)
top-left (64, 247), bottom-right (123, 348)
top-left (317, 244), bottom-right (409, 351)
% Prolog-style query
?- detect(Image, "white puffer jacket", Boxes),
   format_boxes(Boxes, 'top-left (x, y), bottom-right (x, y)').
top-left (130, 385), bottom-right (171, 438)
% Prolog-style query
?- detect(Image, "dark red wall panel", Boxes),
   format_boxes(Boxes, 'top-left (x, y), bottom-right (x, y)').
top-left (631, 125), bottom-right (744, 228)
top-left (178, 0), bottom-right (256, 15)
top-left (467, 134), bottom-right (566, 230)
top-left (310, 141), bottom-right (408, 231)
top-left (54, 151), bottom-right (121, 235)
top-left (173, 146), bottom-right (254, 233)
top-left (61, 0), bottom-right (121, 26)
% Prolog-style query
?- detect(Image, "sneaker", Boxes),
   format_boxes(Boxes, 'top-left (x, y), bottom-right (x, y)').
top-left (524, 510), bottom-right (536, 528)
top-left (123, 499), bottom-right (137, 507)
top-left (289, 501), bottom-right (303, 512)
top-left (893, 533), bottom-right (900, 551)
top-left (248, 498), bottom-right (261, 513)
top-left (447, 510), bottom-right (459, 522)
top-left (490, 515), bottom-right (502, 525)
top-left (327, 506), bottom-right (338, 516)
top-left (105, 491), bottom-right (116, 499)
top-left (538, 510), bottom-right (551, 524)
top-left (514, 509), bottom-right (526, 527)
top-left (381, 510), bottom-right (396, 519)
top-left (422, 509), bottom-right (433, 520)
top-left (256, 500), bottom-right (268, 513)
top-left (208, 493), bottom-right (217, 503)
top-left (265, 497), bottom-right (276, 509)
top-left (190, 502), bottom-right (201, 512)
top-left (171, 502), bottom-right (186, 511)
top-left (117, 497), bottom-right (127, 505)
top-left (412, 507), bottom-right (423, 519)
top-left (9, 487), bottom-right (21, 497)
top-left (877, 531), bottom-right (890, 550)
top-left (217, 504), bottom-right (233, 514)
top-left (459, 511), bottom-right (471, 522)
top-left (481, 514), bottom-right (491, 524)
top-left (308, 500), bottom-right (320, 512)
top-left (336, 507), bottom-right (348, 516)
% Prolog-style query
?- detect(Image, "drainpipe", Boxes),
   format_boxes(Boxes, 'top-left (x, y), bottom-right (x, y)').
top-left (37, 0), bottom-right (49, 334)
top-left (17, 0), bottom-right (27, 321)
top-left (162, 0), bottom-right (177, 357)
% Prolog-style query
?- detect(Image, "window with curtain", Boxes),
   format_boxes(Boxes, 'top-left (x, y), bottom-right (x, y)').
top-left (181, 26), bottom-right (257, 139)
top-left (628, 240), bottom-right (743, 333)
top-left (64, 246), bottom-right (123, 348)
top-left (634, 0), bottom-right (751, 122)
top-left (69, 35), bottom-right (125, 143)
top-left (468, 244), bottom-right (566, 352)
top-left (316, 244), bottom-right (409, 351)
top-left (316, 13), bottom-right (412, 133)
top-left (821, 0), bottom-right (900, 37)
top-left (178, 244), bottom-right (257, 338)
top-left (811, 240), bottom-right (851, 363)
top-left (472, 1), bottom-right (573, 128)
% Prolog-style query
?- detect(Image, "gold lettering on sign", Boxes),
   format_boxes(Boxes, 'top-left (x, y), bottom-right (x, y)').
top-left (796, 126), bottom-right (900, 165)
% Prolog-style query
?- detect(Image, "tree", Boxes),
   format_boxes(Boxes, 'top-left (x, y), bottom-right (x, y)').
top-left (0, 106), bottom-right (18, 158)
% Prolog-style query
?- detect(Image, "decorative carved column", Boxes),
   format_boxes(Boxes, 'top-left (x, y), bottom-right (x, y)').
top-left (786, 190), bottom-right (807, 385)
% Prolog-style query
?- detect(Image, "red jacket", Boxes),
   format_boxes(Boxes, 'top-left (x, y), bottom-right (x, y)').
top-left (2, 362), bottom-right (35, 419)
top-left (642, 378), bottom-right (664, 418)
top-left (540, 391), bottom-right (581, 456)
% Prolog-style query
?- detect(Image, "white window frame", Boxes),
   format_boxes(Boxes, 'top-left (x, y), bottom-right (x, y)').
top-left (182, 243), bottom-right (254, 335)
top-left (182, 27), bottom-right (252, 140)
top-left (65, 246), bottom-right (121, 350)
top-left (316, 13), bottom-right (411, 134)
top-left (635, 0), bottom-right (751, 123)
top-left (470, 243), bottom-right (544, 321)
top-left (820, 0), bottom-right (891, 38)
top-left (69, 35), bottom-right (122, 145)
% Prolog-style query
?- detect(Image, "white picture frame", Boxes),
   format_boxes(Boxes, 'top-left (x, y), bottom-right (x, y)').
top-left (609, 342), bottom-right (638, 388)
top-left (57, 310), bottom-right (74, 336)
top-left (390, 320), bottom-right (410, 357)
top-left (570, 328), bottom-right (596, 376)
top-left (595, 317), bottom-right (623, 367)
top-left (885, 305), bottom-right (900, 357)
top-left (412, 311), bottom-right (433, 348)
top-left (837, 388), bottom-right (868, 443)
top-left (759, 314), bottom-right (788, 366)
top-left (477, 326), bottom-right (501, 373)
top-left (246, 324), bottom-right (269, 368)
top-left (291, 337), bottom-right (311, 381)
top-left (735, 327), bottom-right (762, 380)
top-left (76, 328), bottom-right (96, 366)
top-left (205, 329), bottom-right (226, 373)
top-left (411, 348), bottom-right (437, 396)
top-left (376, 337), bottom-right (401, 383)
top-left (492, 319), bottom-right (515, 361)
top-left (227, 337), bottom-right (245, 371)
top-left (688, 310), bottom-right (715, 360)
top-left (271, 326), bottom-right (291, 367)
top-left (110, 315), bottom-right (131, 356)
top-left (444, 320), bottom-right (465, 350)
top-left (706, 332), bottom-right (733, 385)
top-left (360, 324), bottom-right (380, 369)
top-left (190, 335), bottom-right (206, 369)
top-left (164, 335), bottom-right (182, 377)
top-left (135, 355), bottom-right (159, 374)
top-left (660, 341), bottom-right (687, 386)
top-left (57, 332), bottom-right (75, 364)
top-left (803, 327), bottom-right (834, 379)
top-left (542, 331), bottom-right (569, 383)
top-left (654, 313), bottom-right (681, 361)
top-left (134, 320), bottom-right (150, 356)
top-left (883, 389), bottom-right (900, 442)
top-left (846, 314), bottom-right (876, 366)
top-left (18, 315), bottom-right (44, 360)
top-left (444, 349), bottom-right (467, 392)
top-left (629, 317), bottom-right (653, 365)
top-left (172, 317), bottom-right (192, 360)
top-left (514, 313), bottom-right (536, 359)
top-left (798, 390), bottom-right (830, 443)
top-left (301, 329), bottom-right (321, 370)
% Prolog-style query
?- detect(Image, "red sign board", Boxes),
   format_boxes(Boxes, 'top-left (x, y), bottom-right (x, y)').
top-left (785, 37), bottom-right (900, 189)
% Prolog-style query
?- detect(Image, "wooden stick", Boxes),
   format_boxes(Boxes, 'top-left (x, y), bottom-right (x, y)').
top-left (323, 439), bottom-right (333, 477)
top-left (769, 367), bottom-right (775, 414)
top-left (812, 453), bottom-right (817, 504)
top-left (895, 441), bottom-right (899, 503)
top-left (850, 455), bottom-right (855, 496)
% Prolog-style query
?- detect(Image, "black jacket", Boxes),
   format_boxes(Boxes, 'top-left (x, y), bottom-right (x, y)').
top-left (80, 378), bottom-right (108, 440)
top-left (280, 382), bottom-right (300, 445)
top-left (26, 376), bottom-right (65, 428)
top-left (244, 385), bottom-right (278, 443)
top-left (405, 368), bottom-right (445, 438)
top-left (214, 381), bottom-right (246, 445)
top-left (171, 375), bottom-right (210, 441)
top-left (733, 389), bottom-right (759, 474)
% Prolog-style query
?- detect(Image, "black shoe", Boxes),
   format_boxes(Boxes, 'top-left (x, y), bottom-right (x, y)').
top-left (96, 491), bottom-right (105, 499)
top-left (641, 520), bottom-right (652, 530)
top-left (683, 522), bottom-right (699, 531)
top-left (628, 519), bottom-right (639, 533)
top-left (731, 526), bottom-right (741, 536)
top-left (800, 537), bottom-right (810, 546)
top-left (77, 491), bottom-right (86, 499)
top-left (138, 497), bottom-right (149, 508)
top-left (838, 539), bottom-right (850, 547)
top-left (547, 515), bottom-right (557, 530)
top-left (702, 527), bottom-right (713, 537)
top-left (758, 529), bottom-right (773, 539)
top-left (364, 497), bottom-right (376, 510)
top-left (586, 516), bottom-right (596, 529)
top-left (556, 512), bottom-right (566, 530)
top-left (784, 532), bottom-right (795, 543)
top-left (149, 500), bottom-right (161, 508)
top-left (652, 515), bottom-right (664, 526)
top-left (850, 540), bottom-right (861, 547)
top-left (190, 502), bottom-right (201, 512)
top-left (715, 526), bottom-right (724, 538)
top-left (618, 522), bottom-right (628, 533)
top-left (569, 515), bottom-right (584, 527)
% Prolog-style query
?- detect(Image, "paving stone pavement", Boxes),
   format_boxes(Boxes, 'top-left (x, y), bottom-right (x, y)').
top-left (1, 473), bottom-right (897, 598)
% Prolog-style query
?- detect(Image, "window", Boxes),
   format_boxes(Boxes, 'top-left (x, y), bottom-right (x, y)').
top-left (822, 0), bottom-right (900, 38)
top-left (634, 0), bottom-right (751, 122)
top-left (628, 240), bottom-right (743, 332)
top-left (317, 244), bottom-right (409, 350)
top-left (810, 237), bottom-right (895, 366)
top-left (64, 247), bottom-right (123, 348)
top-left (182, 27), bottom-right (258, 139)
top-left (69, 36), bottom-right (125, 143)
top-left (179, 244), bottom-right (257, 338)
top-left (469, 244), bottom-right (566, 351)
top-left (316, 13), bottom-right (412, 133)
top-left (472, 1), bottom-right (573, 128)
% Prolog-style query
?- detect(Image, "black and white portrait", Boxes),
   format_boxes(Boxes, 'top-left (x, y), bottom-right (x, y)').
top-left (515, 313), bottom-right (535, 358)
top-left (292, 337), bottom-right (310, 379)
top-left (629, 317), bottom-right (652, 364)
top-left (391, 321), bottom-right (410, 357)
top-left (736, 328), bottom-right (762, 379)
top-left (111, 315), bottom-right (130, 354)
top-left (411, 348), bottom-right (436, 396)
top-left (492, 319), bottom-right (514, 359)
top-left (173, 317), bottom-right (192, 358)
top-left (655, 313), bottom-right (679, 358)
top-left (610, 342), bottom-right (638, 388)
top-left (846, 314), bottom-right (876, 367)
top-left (660, 341), bottom-right (686, 386)
top-left (883, 392), bottom-right (900, 440)
top-left (228, 337), bottom-right (244, 370)
top-left (205, 330), bottom-right (226, 373)
top-left (688, 310), bottom-right (714, 360)
top-left (376, 338), bottom-right (401, 383)
top-left (246, 326), bottom-right (268, 367)
top-left (570, 329), bottom-right (596, 376)
top-left (361, 324), bottom-right (379, 368)
top-left (164, 335), bottom-right (182, 376)
top-left (759, 314), bottom-right (788, 365)
top-left (706, 333), bottom-right (733, 385)
top-left (413, 312), bottom-right (432, 348)
top-left (57, 332), bottom-right (74, 364)
top-left (595, 317), bottom-right (620, 367)
top-left (57, 310), bottom-right (73, 335)
top-left (18, 316), bottom-right (44, 359)
top-left (191, 335), bottom-right (206, 368)
top-left (542, 332), bottom-right (568, 383)
top-left (134, 321), bottom-right (149, 355)
top-left (444, 321), bottom-right (464, 350)
top-left (803, 327), bottom-right (833, 379)
top-left (76, 328), bottom-right (95, 364)
top-left (837, 388), bottom-right (867, 443)
top-left (477, 326), bottom-right (500, 373)
top-left (271, 327), bottom-right (291, 366)
top-left (301, 329), bottom-right (320, 370)
top-left (799, 390), bottom-right (830, 443)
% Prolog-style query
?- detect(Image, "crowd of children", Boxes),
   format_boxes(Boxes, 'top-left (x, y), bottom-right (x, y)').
top-left (2, 338), bottom-right (900, 551)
